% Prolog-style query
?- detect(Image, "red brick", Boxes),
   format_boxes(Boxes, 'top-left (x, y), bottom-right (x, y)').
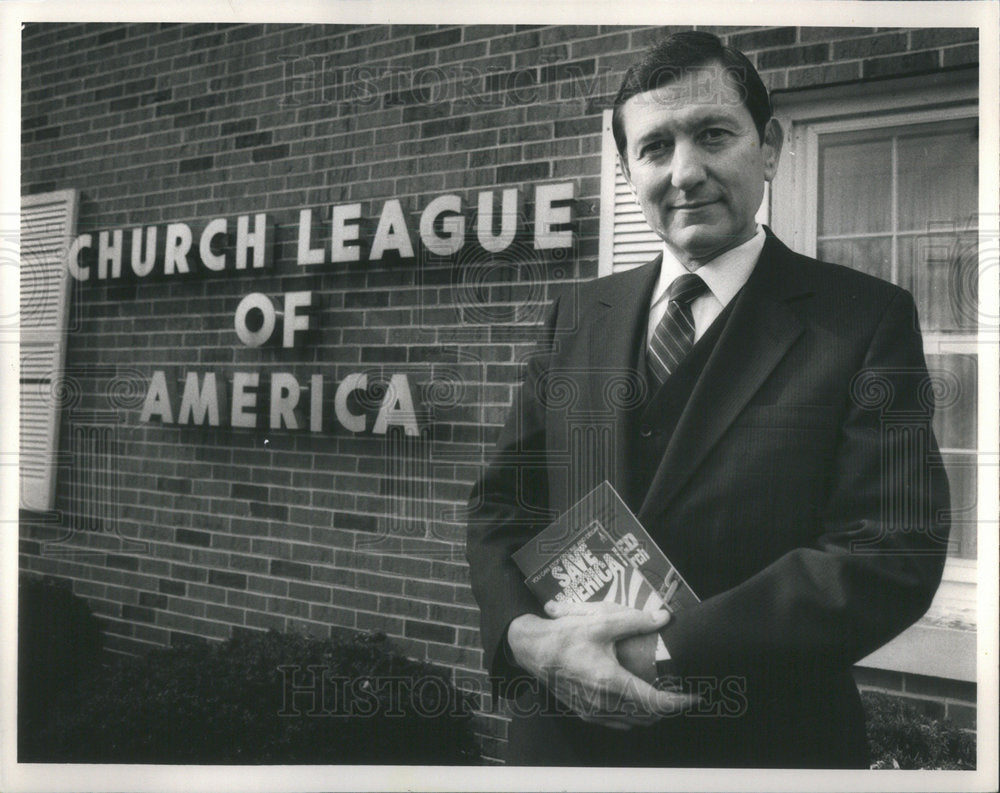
top-left (404, 619), bottom-right (456, 644)
top-left (426, 643), bottom-right (483, 670)
top-left (404, 578), bottom-right (457, 602)
top-left (863, 50), bottom-right (940, 79)
top-left (729, 27), bottom-right (797, 52)
top-left (330, 586), bottom-right (378, 611)
top-left (833, 33), bottom-right (908, 60)
top-left (910, 28), bottom-right (978, 50)
top-left (786, 62), bottom-right (862, 89)
top-left (356, 570), bottom-right (406, 595)
top-left (378, 594), bottom-right (429, 619)
top-left (288, 581), bottom-right (331, 603)
top-left (799, 27), bottom-right (877, 43)
top-left (268, 596), bottom-right (310, 618)
top-left (355, 611), bottom-right (405, 636)
top-left (310, 603), bottom-right (356, 627)
top-left (943, 44), bottom-right (978, 68)
top-left (757, 43), bottom-right (829, 69)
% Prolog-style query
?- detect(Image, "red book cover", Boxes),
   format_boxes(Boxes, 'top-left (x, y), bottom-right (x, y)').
top-left (512, 481), bottom-right (699, 616)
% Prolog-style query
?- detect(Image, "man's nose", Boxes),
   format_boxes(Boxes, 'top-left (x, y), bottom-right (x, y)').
top-left (670, 141), bottom-right (707, 192)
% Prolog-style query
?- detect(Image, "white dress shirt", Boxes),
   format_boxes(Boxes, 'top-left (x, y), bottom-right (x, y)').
top-left (646, 227), bottom-right (766, 347)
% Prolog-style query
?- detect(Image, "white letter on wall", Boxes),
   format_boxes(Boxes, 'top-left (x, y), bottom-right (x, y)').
top-left (164, 223), bottom-right (193, 275)
top-left (477, 189), bottom-right (518, 252)
top-left (420, 194), bottom-right (465, 256)
top-left (199, 218), bottom-right (228, 272)
top-left (335, 373), bottom-right (367, 433)
top-left (331, 203), bottom-right (362, 262)
top-left (297, 208), bottom-right (325, 266)
top-left (231, 372), bottom-right (259, 428)
top-left (373, 374), bottom-right (419, 436)
top-left (130, 227), bottom-right (157, 277)
top-left (177, 371), bottom-right (225, 426)
top-left (369, 199), bottom-right (414, 260)
top-left (282, 291), bottom-right (312, 348)
top-left (140, 370), bottom-right (176, 423)
top-left (534, 182), bottom-right (574, 250)
top-left (270, 372), bottom-right (302, 430)
top-left (309, 374), bottom-right (323, 432)
top-left (97, 229), bottom-right (123, 280)
top-left (236, 213), bottom-right (268, 269)
top-left (234, 293), bottom-right (275, 348)
top-left (67, 234), bottom-right (91, 281)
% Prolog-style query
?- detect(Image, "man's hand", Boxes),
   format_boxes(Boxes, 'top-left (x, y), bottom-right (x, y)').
top-left (506, 601), bottom-right (701, 731)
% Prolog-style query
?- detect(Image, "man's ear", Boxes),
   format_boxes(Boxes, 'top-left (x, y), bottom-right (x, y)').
top-left (762, 118), bottom-right (784, 181)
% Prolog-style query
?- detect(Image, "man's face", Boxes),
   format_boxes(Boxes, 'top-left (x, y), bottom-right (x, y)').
top-left (620, 62), bottom-right (782, 268)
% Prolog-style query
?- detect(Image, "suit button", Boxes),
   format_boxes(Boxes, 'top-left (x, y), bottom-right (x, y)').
top-left (639, 425), bottom-right (652, 438)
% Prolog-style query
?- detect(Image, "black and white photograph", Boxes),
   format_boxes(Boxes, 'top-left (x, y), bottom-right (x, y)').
top-left (1, 1), bottom-right (997, 791)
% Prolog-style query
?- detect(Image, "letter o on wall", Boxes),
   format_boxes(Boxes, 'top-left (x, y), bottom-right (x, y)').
top-left (234, 292), bottom-right (275, 347)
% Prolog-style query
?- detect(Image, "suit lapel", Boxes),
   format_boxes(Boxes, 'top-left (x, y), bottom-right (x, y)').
top-left (587, 257), bottom-right (661, 493)
top-left (637, 234), bottom-right (812, 524)
top-left (587, 256), bottom-right (661, 409)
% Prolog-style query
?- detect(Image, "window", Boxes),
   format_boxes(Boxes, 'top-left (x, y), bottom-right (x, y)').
top-left (20, 189), bottom-right (78, 512)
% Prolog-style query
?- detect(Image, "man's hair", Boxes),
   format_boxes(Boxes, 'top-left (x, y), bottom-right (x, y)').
top-left (611, 31), bottom-right (773, 164)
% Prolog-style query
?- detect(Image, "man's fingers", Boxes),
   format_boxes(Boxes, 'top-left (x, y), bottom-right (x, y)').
top-left (553, 665), bottom-right (700, 725)
top-left (600, 666), bottom-right (700, 717)
top-left (592, 606), bottom-right (671, 641)
top-left (543, 600), bottom-right (671, 642)
top-left (578, 713), bottom-right (644, 730)
top-left (544, 599), bottom-right (630, 618)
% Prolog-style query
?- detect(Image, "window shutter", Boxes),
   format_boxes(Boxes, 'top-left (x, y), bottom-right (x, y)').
top-left (20, 189), bottom-right (78, 512)
top-left (598, 110), bottom-right (662, 277)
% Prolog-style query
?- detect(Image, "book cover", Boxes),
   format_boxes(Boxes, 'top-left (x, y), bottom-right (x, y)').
top-left (518, 518), bottom-right (665, 612)
top-left (513, 481), bottom-right (699, 616)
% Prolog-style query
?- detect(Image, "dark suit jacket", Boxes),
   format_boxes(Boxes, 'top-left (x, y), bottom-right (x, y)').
top-left (465, 230), bottom-right (951, 767)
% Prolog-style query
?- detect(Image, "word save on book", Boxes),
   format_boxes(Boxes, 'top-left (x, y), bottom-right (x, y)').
top-left (512, 481), bottom-right (699, 617)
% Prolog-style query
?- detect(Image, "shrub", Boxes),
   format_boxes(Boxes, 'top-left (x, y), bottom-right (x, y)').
top-left (18, 574), bottom-right (104, 760)
top-left (862, 690), bottom-right (975, 769)
top-left (30, 628), bottom-right (479, 765)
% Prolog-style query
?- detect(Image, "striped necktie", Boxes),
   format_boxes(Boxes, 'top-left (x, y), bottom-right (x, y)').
top-left (647, 273), bottom-right (708, 387)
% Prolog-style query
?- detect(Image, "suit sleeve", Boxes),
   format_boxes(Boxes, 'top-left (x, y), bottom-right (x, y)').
top-left (661, 288), bottom-right (951, 682)
top-left (465, 295), bottom-right (561, 682)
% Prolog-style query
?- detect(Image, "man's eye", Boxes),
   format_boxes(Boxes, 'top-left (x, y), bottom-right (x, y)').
top-left (641, 140), bottom-right (671, 157)
top-left (700, 128), bottom-right (730, 144)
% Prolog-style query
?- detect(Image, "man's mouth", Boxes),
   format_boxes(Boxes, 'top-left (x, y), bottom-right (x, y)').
top-left (672, 200), bottom-right (716, 210)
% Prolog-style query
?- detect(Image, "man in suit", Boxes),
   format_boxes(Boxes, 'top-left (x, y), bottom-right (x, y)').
top-left (465, 32), bottom-right (951, 767)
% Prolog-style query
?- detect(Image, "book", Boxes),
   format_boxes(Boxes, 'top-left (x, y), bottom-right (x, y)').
top-left (512, 481), bottom-right (699, 616)
top-left (512, 481), bottom-right (700, 686)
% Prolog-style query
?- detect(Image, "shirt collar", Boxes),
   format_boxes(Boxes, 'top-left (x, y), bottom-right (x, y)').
top-left (652, 226), bottom-right (766, 309)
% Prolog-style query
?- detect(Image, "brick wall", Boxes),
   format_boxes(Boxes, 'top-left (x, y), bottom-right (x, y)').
top-left (20, 23), bottom-right (977, 762)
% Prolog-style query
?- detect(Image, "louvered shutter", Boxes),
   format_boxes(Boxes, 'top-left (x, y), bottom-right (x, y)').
top-left (598, 109), bottom-right (662, 277)
top-left (20, 189), bottom-right (78, 511)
